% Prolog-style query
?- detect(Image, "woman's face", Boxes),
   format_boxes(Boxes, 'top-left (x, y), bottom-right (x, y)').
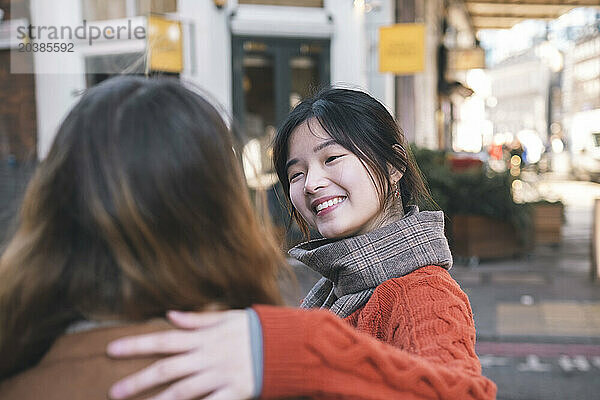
top-left (286, 120), bottom-right (388, 239)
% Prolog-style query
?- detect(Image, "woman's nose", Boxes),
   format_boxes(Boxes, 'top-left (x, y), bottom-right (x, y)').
top-left (303, 168), bottom-right (328, 194)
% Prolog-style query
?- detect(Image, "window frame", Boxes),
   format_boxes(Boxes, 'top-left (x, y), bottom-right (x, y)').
top-left (82, 0), bottom-right (177, 21)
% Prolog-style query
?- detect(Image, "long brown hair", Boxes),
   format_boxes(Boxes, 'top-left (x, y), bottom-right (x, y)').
top-left (0, 77), bottom-right (284, 378)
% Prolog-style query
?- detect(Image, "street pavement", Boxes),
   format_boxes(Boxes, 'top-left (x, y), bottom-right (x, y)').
top-left (459, 177), bottom-right (600, 400)
top-left (285, 177), bottom-right (600, 400)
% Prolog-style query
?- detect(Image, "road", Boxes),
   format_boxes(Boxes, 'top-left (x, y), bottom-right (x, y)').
top-left (461, 177), bottom-right (600, 400)
top-left (477, 341), bottom-right (600, 400)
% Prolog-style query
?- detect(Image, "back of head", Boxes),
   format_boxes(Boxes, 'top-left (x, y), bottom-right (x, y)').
top-left (0, 76), bottom-right (283, 378)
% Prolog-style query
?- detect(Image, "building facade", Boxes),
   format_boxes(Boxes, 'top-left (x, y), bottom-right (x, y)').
top-left (0, 0), bottom-right (36, 162)
top-left (488, 51), bottom-right (552, 139)
top-left (562, 31), bottom-right (600, 177)
top-left (4, 0), bottom-right (456, 163)
top-left (25, 0), bottom-right (385, 160)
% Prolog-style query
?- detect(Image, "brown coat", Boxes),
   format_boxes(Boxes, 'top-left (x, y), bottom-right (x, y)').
top-left (0, 320), bottom-right (173, 400)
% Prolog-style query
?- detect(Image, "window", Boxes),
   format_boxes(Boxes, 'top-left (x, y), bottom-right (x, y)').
top-left (136, 0), bottom-right (177, 15)
top-left (82, 0), bottom-right (177, 21)
top-left (82, 0), bottom-right (127, 20)
top-left (593, 132), bottom-right (600, 148)
top-left (238, 0), bottom-right (323, 7)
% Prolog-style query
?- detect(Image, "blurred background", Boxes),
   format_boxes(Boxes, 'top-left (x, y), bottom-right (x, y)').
top-left (1, 1), bottom-right (600, 399)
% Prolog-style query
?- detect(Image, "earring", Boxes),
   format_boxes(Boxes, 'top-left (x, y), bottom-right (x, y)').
top-left (393, 181), bottom-right (401, 199)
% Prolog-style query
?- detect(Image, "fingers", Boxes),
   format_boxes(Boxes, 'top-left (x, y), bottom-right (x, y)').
top-left (166, 310), bottom-right (242, 329)
top-left (105, 310), bottom-right (253, 400)
top-left (146, 371), bottom-right (225, 400)
top-left (108, 311), bottom-right (239, 357)
top-left (202, 387), bottom-right (250, 400)
top-left (107, 330), bottom-right (201, 357)
top-left (109, 351), bottom-right (209, 399)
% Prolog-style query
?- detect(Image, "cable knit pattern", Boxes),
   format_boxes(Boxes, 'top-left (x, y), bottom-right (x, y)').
top-left (255, 266), bottom-right (496, 400)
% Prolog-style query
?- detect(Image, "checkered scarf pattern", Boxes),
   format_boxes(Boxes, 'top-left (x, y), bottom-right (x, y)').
top-left (291, 206), bottom-right (453, 318)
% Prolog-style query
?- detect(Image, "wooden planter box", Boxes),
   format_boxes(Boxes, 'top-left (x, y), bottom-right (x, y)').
top-left (531, 203), bottom-right (563, 245)
top-left (451, 214), bottom-right (522, 259)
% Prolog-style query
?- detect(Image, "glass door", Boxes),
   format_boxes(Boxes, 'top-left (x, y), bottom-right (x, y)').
top-left (233, 37), bottom-right (330, 140)
top-left (232, 36), bottom-right (330, 245)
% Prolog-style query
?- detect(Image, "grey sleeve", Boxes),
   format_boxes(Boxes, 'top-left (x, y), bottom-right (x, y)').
top-left (246, 308), bottom-right (263, 398)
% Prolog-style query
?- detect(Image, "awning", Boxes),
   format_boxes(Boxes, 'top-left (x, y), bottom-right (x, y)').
top-left (463, 0), bottom-right (600, 30)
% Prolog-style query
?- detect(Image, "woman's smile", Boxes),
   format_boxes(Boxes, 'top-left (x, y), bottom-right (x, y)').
top-left (313, 195), bottom-right (347, 215)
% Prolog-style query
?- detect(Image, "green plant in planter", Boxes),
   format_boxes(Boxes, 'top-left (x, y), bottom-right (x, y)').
top-left (411, 145), bottom-right (532, 246)
top-left (410, 146), bottom-right (451, 212)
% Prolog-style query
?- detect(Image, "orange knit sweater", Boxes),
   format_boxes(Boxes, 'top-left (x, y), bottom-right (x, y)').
top-left (254, 265), bottom-right (497, 399)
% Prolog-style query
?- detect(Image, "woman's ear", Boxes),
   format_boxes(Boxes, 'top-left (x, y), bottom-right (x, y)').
top-left (388, 164), bottom-right (404, 184)
top-left (389, 144), bottom-right (407, 183)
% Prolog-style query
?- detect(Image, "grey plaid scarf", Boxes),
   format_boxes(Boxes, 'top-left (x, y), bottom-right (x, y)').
top-left (291, 206), bottom-right (453, 318)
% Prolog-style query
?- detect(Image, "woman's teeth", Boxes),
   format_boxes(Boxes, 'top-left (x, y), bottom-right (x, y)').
top-left (316, 197), bottom-right (345, 212)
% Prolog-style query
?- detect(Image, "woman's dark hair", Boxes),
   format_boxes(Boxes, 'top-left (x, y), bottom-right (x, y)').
top-left (0, 76), bottom-right (284, 378)
top-left (272, 87), bottom-right (433, 236)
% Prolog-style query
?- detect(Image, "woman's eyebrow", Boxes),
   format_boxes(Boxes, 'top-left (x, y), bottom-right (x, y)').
top-left (285, 158), bottom-right (299, 172)
top-left (286, 140), bottom-right (339, 172)
top-left (313, 139), bottom-right (338, 153)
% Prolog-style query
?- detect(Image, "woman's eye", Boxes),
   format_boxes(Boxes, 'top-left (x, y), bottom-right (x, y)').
top-left (289, 172), bottom-right (302, 182)
top-left (325, 155), bottom-right (344, 163)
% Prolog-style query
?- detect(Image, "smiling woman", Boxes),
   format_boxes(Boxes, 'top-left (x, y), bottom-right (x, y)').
top-left (272, 88), bottom-right (455, 316)
top-left (286, 120), bottom-right (393, 238)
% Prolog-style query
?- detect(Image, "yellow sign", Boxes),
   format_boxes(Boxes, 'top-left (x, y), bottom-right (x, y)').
top-left (147, 15), bottom-right (183, 73)
top-left (379, 23), bottom-right (425, 75)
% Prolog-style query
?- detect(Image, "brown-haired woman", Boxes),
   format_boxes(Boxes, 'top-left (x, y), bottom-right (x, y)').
top-left (0, 76), bottom-right (284, 398)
